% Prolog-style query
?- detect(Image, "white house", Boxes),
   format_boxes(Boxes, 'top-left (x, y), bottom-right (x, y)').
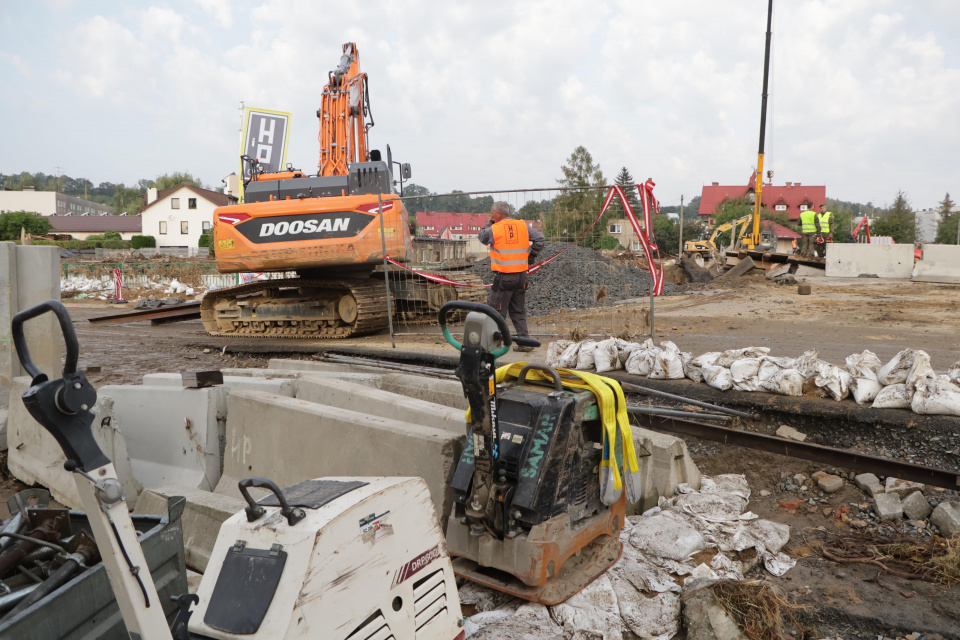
top-left (0, 188), bottom-right (113, 216)
top-left (140, 184), bottom-right (236, 248)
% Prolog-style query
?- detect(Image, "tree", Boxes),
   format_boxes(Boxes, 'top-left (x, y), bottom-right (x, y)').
top-left (150, 172), bottom-right (204, 191)
top-left (871, 191), bottom-right (915, 244)
top-left (933, 192), bottom-right (959, 245)
top-left (709, 196), bottom-right (787, 247)
top-left (0, 211), bottom-right (52, 241)
top-left (113, 184), bottom-right (144, 214)
top-left (547, 146), bottom-right (606, 246)
top-left (517, 201), bottom-right (543, 221)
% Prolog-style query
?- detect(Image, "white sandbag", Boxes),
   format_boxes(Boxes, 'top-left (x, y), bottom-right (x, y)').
top-left (729, 358), bottom-right (762, 382)
top-left (815, 365), bottom-right (852, 401)
top-left (759, 369), bottom-right (804, 396)
top-left (845, 350), bottom-right (882, 381)
top-left (626, 347), bottom-right (659, 377)
top-left (650, 342), bottom-right (684, 380)
top-left (557, 342), bottom-right (581, 369)
top-left (905, 350), bottom-right (934, 392)
top-left (702, 364), bottom-right (733, 391)
top-left (877, 348), bottom-right (917, 386)
top-left (794, 349), bottom-right (824, 380)
top-left (575, 340), bottom-right (598, 370)
top-left (851, 378), bottom-right (882, 405)
top-left (619, 339), bottom-right (653, 366)
top-left (594, 338), bottom-right (622, 373)
top-left (546, 340), bottom-right (573, 367)
top-left (685, 366), bottom-right (705, 384)
top-left (716, 347), bottom-right (771, 368)
top-left (912, 376), bottom-right (960, 416)
top-left (949, 361), bottom-right (960, 384)
top-left (757, 359), bottom-right (782, 382)
top-left (691, 352), bottom-right (721, 368)
top-left (871, 383), bottom-right (912, 409)
top-left (733, 378), bottom-right (762, 392)
top-left (628, 512), bottom-right (706, 562)
top-left (548, 575), bottom-right (624, 640)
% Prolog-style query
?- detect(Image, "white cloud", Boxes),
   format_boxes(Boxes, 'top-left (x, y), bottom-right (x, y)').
top-left (195, 0), bottom-right (232, 29)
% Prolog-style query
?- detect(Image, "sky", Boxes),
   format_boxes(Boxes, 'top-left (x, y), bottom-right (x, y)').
top-left (1, 0), bottom-right (959, 209)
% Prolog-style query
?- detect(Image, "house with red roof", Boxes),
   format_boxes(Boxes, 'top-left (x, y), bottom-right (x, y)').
top-left (759, 220), bottom-right (801, 254)
top-left (416, 211), bottom-right (488, 240)
top-left (699, 173), bottom-right (825, 222)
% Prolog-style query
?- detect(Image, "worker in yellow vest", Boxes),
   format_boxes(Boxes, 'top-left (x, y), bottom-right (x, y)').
top-left (479, 201), bottom-right (545, 350)
top-left (817, 204), bottom-right (832, 235)
top-left (799, 207), bottom-right (818, 257)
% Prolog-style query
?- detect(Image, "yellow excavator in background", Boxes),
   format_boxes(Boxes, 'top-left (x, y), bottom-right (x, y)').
top-left (682, 214), bottom-right (775, 268)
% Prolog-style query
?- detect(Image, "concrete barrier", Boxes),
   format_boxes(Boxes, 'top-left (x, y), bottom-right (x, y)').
top-left (630, 427), bottom-right (701, 514)
top-left (297, 375), bottom-right (466, 434)
top-left (0, 243), bottom-right (62, 449)
top-left (7, 377), bottom-right (142, 509)
top-left (267, 358), bottom-right (384, 374)
top-left (912, 244), bottom-right (960, 284)
top-left (135, 485), bottom-right (243, 572)
top-left (98, 385), bottom-right (221, 492)
top-left (217, 390), bottom-right (464, 524)
top-left (825, 243), bottom-right (914, 278)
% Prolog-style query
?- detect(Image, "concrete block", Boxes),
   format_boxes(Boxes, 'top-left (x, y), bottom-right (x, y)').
top-left (629, 427), bottom-right (701, 514)
top-left (683, 585), bottom-right (744, 640)
top-left (775, 425), bottom-right (807, 442)
top-left (297, 375), bottom-right (466, 434)
top-left (912, 244), bottom-right (960, 284)
top-left (765, 264), bottom-right (791, 279)
top-left (719, 256), bottom-right (756, 279)
top-left (884, 477), bottom-right (924, 499)
top-left (219, 367), bottom-right (383, 383)
top-left (931, 501), bottom-right (960, 538)
top-left (267, 358), bottom-right (383, 374)
top-left (901, 491), bottom-right (932, 521)
top-left (7, 377), bottom-right (142, 509)
top-left (378, 373), bottom-right (468, 410)
top-left (218, 390), bottom-right (464, 525)
top-left (135, 485), bottom-right (243, 573)
top-left (815, 474), bottom-right (844, 494)
top-left (98, 385), bottom-right (221, 492)
top-left (854, 473), bottom-right (880, 491)
top-left (825, 243), bottom-right (914, 279)
top-left (874, 492), bottom-right (902, 521)
top-left (793, 265), bottom-right (826, 278)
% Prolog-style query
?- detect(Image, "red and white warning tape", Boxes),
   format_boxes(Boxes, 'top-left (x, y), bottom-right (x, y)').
top-left (388, 181), bottom-right (666, 295)
top-left (112, 266), bottom-right (127, 302)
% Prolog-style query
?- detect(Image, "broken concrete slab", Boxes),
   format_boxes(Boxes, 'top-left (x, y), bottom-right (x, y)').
top-left (815, 474), bottom-right (843, 494)
top-left (135, 485), bottom-right (243, 573)
top-left (682, 583), bottom-right (746, 640)
top-left (874, 492), bottom-right (903, 521)
top-left (885, 477), bottom-right (924, 499)
top-left (901, 491), bottom-right (932, 521)
top-left (217, 390), bottom-right (464, 525)
top-left (793, 265), bottom-right (826, 278)
top-left (98, 385), bottom-right (221, 492)
top-left (825, 243), bottom-right (914, 279)
top-left (719, 256), bottom-right (756, 279)
top-left (632, 427), bottom-right (701, 512)
top-left (930, 501), bottom-right (960, 538)
top-left (765, 264), bottom-right (792, 279)
top-left (297, 376), bottom-right (465, 434)
top-left (854, 472), bottom-right (880, 492)
top-left (7, 377), bottom-right (142, 509)
top-left (775, 425), bottom-right (807, 442)
top-left (681, 255), bottom-right (715, 283)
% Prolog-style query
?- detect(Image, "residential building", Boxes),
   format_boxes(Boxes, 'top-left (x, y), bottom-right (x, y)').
top-left (698, 174), bottom-right (826, 221)
top-left (416, 211), bottom-right (489, 240)
top-left (46, 215), bottom-right (142, 240)
top-left (140, 183), bottom-right (236, 248)
top-left (605, 218), bottom-right (650, 250)
top-left (0, 188), bottom-right (113, 216)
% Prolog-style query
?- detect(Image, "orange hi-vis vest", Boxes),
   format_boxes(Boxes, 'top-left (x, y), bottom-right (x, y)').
top-left (490, 218), bottom-right (530, 273)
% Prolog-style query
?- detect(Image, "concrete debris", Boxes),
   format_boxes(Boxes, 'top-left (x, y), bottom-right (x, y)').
top-left (718, 256), bottom-right (756, 280)
top-left (884, 477), bottom-right (924, 499)
top-left (775, 425), bottom-right (807, 442)
top-left (682, 584), bottom-right (747, 640)
top-left (854, 473), bottom-right (883, 496)
top-left (813, 473), bottom-right (844, 494)
top-left (463, 475), bottom-right (794, 639)
top-left (797, 283), bottom-right (811, 295)
top-left (681, 255), bottom-right (716, 283)
top-left (470, 241), bottom-right (676, 316)
top-left (930, 502), bottom-right (960, 538)
top-left (900, 491), bottom-right (933, 521)
top-left (874, 492), bottom-right (903, 521)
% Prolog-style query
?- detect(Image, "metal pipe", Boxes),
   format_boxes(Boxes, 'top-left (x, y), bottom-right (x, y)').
top-left (319, 353), bottom-right (456, 379)
top-left (3, 554), bottom-right (85, 620)
top-left (0, 534), bottom-right (67, 555)
top-left (377, 193), bottom-right (396, 349)
top-left (618, 381), bottom-right (760, 420)
top-left (627, 406), bottom-right (730, 422)
top-left (0, 584), bottom-right (39, 614)
top-left (0, 515), bottom-right (24, 551)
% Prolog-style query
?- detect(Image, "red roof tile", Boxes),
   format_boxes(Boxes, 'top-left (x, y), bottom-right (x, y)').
top-left (699, 175), bottom-right (825, 221)
top-left (759, 220), bottom-right (801, 239)
top-left (47, 215), bottom-right (142, 233)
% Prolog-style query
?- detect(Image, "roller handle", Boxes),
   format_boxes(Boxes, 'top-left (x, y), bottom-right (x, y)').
top-left (517, 363), bottom-right (563, 392)
top-left (12, 299), bottom-right (79, 381)
top-left (238, 477), bottom-right (306, 527)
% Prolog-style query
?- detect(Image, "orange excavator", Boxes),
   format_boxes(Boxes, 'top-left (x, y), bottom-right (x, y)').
top-left (201, 43), bottom-right (483, 338)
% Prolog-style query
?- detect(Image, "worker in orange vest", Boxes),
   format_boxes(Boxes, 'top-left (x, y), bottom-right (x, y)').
top-left (479, 201), bottom-right (545, 351)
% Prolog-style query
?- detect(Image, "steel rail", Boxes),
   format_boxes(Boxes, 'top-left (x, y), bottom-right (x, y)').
top-left (629, 412), bottom-right (960, 492)
top-left (88, 302), bottom-right (201, 325)
top-left (619, 381), bottom-right (760, 420)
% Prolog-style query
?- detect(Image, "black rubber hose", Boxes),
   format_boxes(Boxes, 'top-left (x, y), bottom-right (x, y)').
top-left (2, 557), bottom-right (81, 621)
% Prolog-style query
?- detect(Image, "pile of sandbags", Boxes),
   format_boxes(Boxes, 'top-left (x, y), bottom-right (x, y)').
top-left (546, 339), bottom-right (960, 416)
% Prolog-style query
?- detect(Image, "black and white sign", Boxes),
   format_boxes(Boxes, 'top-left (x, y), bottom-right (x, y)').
top-left (235, 211), bottom-right (375, 244)
top-left (240, 108), bottom-right (291, 186)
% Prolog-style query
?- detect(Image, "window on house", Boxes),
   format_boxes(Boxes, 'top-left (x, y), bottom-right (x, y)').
top-left (631, 241), bottom-right (641, 251)
top-left (181, 221), bottom-right (189, 234)
top-left (202, 221), bottom-right (211, 232)
top-left (775, 204), bottom-right (787, 211)
top-left (188, 198), bottom-right (197, 209)
top-left (609, 224), bottom-right (622, 234)
top-left (799, 204), bottom-right (809, 211)
top-left (171, 198), bottom-right (180, 209)
top-left (159, 221), bottom-right (167, 235)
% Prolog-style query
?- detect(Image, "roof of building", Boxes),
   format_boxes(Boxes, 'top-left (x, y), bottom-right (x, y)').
top-left (759, 220), bottom-right (801, 239)
top-left (699, 174), bottom-right (826, 221)
top-left (141, 183), bottom-right (234, 213)
top-left (416, 211), bottom-right (489, 236)
top-left (47, 215), bottom-right (142, 233)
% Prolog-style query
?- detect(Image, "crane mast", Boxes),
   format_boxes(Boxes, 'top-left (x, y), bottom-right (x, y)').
top-left (318, 42), bottom-right (372, 176)
top-left (751, 0), bottom-right (774, 247)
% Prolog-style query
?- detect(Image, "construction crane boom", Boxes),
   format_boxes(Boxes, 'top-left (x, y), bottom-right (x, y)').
top-left (751, 0), bottom-right (774, 247)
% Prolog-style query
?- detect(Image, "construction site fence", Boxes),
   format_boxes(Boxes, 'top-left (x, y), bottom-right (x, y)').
top-left (61, 261), bottom-right (298, 289)
top-left (95, 247), bottom-right (211, 260)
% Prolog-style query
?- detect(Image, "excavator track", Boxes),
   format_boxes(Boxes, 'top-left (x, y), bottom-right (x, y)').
top-left (200, 279), bottom-right (388, 339)
top-left (392, 270), bottom-right (488, 325)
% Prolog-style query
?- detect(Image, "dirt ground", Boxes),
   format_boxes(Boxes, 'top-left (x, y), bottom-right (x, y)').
top-left (6, 272), bottom-right (960, 637)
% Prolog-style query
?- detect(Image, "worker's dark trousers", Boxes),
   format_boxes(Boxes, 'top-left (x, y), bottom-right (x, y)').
top-left (800, 232), bottom-right (816, 257)
top-left (488, 271), bottom-right (529, 337)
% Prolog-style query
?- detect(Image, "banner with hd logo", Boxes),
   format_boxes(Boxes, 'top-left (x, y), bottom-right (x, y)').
top-left (239, 107), bottom-right (292, 200)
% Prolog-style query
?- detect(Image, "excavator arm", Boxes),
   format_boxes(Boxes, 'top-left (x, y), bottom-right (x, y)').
top-left (318, 42), bottom-right (372, 177)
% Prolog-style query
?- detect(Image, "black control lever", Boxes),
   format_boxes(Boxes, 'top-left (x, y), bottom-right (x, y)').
top-left (12, 300), bottom-right (107, 471)
top-left (170, 593), bottom-right (200, 640)
top-left (238, 477), bottom-right (306, 527)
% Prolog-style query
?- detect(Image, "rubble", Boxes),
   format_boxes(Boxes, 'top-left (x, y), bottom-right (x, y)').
top-left (901, 491), bottom-right (933, 521)
top-left (874, 492), bottom-right (903, 521)
top-left (813, 472), bottom-right (843, 494)
top-left (931, 502), bottom-right (960, 538)
top-left (885, 477), bottom-right (925, 499)
top-left (775, 425), bottom-right (807, 442)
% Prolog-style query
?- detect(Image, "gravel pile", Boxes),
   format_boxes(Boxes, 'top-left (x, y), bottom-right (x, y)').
top-left (469, 242), bottom-right (675, 316)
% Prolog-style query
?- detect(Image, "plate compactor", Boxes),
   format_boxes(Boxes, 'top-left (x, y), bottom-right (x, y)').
top-left (438, 302), bottom-right (626, 605)
top-left (11, 300), bottom-right (465, 640)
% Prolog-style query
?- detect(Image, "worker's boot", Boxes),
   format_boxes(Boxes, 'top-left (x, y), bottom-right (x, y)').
top-left (514, 343), bottom-right (535, 353)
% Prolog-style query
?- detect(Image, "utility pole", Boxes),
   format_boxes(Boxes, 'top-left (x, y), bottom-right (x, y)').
top-left (678, 194), bottom-right (684, 256)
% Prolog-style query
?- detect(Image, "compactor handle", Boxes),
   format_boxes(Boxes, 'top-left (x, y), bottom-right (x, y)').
top-left (238, 477), bottom-right (306, 527)
top-left (517, 363), bottom-right (563, 392)
top-left (12, 299), bottom-right (79, 381)
top-left (437, 301), bottom-right (512, 357)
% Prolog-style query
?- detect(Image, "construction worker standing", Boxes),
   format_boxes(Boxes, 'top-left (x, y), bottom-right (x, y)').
top-left (799, 206), bottom-right (818, 257)
top-left (479, 201), bottom-right (545, 351)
